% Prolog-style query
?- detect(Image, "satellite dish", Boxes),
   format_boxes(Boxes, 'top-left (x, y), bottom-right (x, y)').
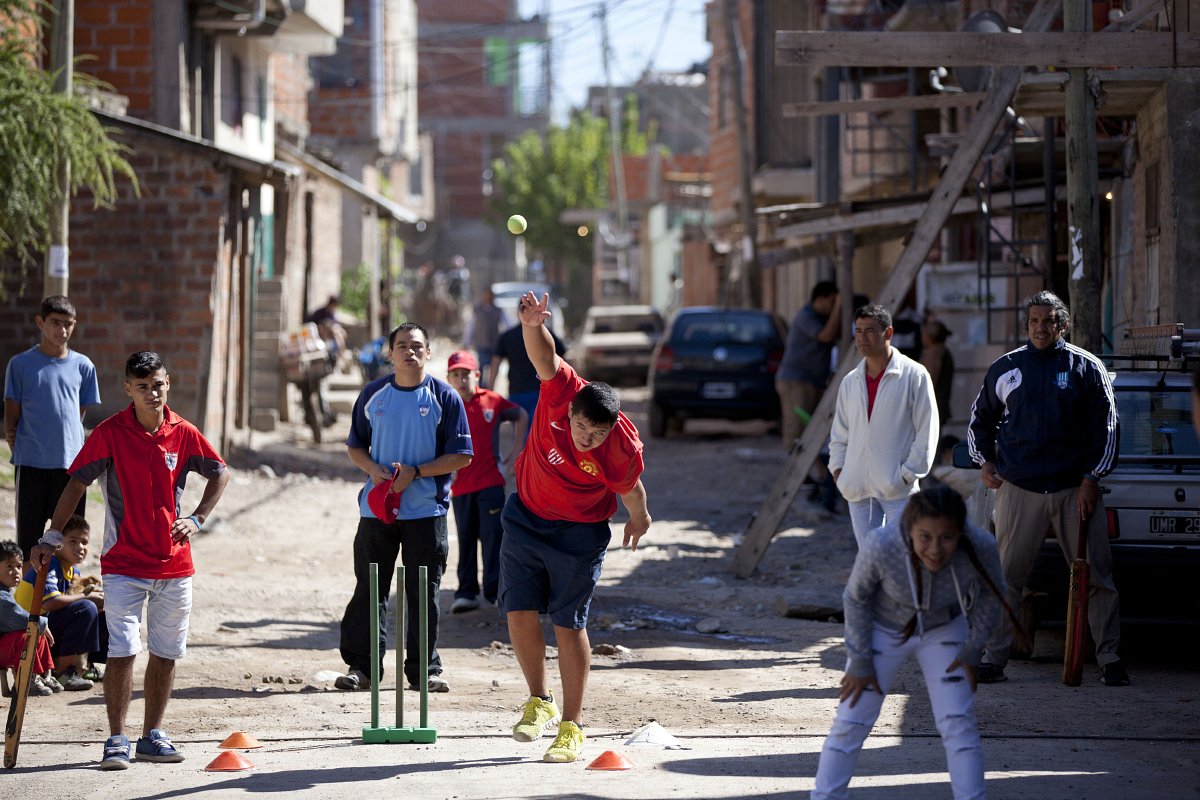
top-left (952, 10), bottom-right (1007, 93)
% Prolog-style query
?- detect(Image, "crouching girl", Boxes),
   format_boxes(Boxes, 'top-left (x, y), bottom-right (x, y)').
top-left (813, 486), bottom-right (1008, 800)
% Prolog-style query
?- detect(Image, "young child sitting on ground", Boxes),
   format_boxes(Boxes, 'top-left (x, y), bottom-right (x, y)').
top-left (17, 515), bottom-right (106, 691)
top-left (812, 486), bottom-right (1010, 800)
top-left (0, 540), bottom-right (57, 697)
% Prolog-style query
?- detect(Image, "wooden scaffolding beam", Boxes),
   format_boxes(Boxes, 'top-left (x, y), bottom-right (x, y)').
top-left (776, 31), bottom-right (1199, 67)
top-left (732, 0), bottom-right (1064, 578)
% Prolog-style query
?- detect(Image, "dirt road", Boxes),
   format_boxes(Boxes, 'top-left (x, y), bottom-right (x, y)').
top-left (1, 385), bottom-right (1197, 798)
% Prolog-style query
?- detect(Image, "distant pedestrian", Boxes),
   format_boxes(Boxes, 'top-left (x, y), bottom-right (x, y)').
top-left (335, 324), bottom-right (473, 695)
top-left (967, 290), bottom-right (1126, 686)
top-left (813, 486), bottom-right (1006, 800)
top-left (829, 304), bottom-right (939, 549)
top-left (445, 350), bottom-right (527, 613)
top-left (4, 295), bottom-right (101, 569)
top-left (31, 350), bottom-right (230, 770)
top-left (922, 319), bottom-right (956, 427)
top-left (489, 322), bottom-right (567, 425)
top-left (776, 281), bottom-right (841, 448)
top-left (463, 289), bottom-right (506, 388)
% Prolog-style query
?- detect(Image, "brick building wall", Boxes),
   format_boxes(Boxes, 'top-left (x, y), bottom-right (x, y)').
top-left (273, 50), bottom-right (312, 143)
top-left (706, 0), bottom-right (756, 229)
top-left (0, 129), bottom-right (252, 447)
top-left (71, 0), bottom-right (155, 117)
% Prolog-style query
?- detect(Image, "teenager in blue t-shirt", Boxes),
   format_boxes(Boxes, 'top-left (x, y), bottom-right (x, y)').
top-left (3, 296), bottom-right (101, 566)
top-left (335, 323), bottom-right (473, 694)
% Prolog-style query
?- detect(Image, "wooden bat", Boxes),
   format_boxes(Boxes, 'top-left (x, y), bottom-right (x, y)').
top-left (4, 563), bottom-right (49, 769)
top-left (1061, 514), bottom-right (1090, 687)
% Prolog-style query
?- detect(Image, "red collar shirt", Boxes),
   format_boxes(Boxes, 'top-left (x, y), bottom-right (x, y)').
top-left (452, 388), bottom-right (522, 496)
top-left (69, 404), bottom-right (226, 579)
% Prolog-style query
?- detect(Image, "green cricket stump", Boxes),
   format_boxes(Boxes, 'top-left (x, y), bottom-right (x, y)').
top-left (362, 563), bottom-right (437, 743)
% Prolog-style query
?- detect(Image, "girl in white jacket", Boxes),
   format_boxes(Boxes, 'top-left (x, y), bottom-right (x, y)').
top-left (812, 486), bottom-right (1010, 800)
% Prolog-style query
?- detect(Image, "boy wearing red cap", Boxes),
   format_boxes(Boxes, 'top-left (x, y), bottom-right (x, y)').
top-left (445, 350), bottom-right (528, 613)
top-left (502, 292), bottom-right (651, 764)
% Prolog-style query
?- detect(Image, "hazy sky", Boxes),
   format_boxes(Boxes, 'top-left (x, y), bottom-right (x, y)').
top-left (517, 0), bottom-right (712, 120)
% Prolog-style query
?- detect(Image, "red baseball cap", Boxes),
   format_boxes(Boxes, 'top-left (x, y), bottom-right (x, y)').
top-left (367, 478), bottom-right (404, 523)
top-left (446, 350), bottom-right (478, 372)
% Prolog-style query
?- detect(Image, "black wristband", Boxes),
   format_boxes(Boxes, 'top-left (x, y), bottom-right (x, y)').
top-left (413, 465), bottom-right (422, 479)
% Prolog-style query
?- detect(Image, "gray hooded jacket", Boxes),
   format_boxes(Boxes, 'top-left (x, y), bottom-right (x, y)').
top-left (842, 519), bottom-right (1005, 677)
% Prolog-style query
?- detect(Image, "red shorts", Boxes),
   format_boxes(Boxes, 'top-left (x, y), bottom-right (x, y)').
top-left (0, 629), bottom-right (54, 673)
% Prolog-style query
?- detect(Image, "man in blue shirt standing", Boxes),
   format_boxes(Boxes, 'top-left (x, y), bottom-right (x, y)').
top-left (4, 296), bottom-right (101, 569)
top-left (335, 322), bottom-right (473, 693)
top-left (776, 281), bottom-right (841, 449)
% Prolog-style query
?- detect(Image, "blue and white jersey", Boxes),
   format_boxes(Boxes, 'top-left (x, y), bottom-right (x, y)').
top-left (347, 374), bottom-right (472, 520)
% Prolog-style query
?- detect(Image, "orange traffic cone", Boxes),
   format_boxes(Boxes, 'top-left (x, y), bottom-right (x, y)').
top-left (205, 750), bottom-right (255, 771)
top-left (586, 749), bottom-right (635, 770)
top-left (218, 731), bottom-right (264, 749)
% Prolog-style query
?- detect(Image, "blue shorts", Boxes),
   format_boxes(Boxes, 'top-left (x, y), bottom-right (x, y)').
top-left (498, 494), bottom-right (611, 629)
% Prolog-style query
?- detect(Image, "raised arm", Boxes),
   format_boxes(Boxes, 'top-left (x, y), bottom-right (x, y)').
top-left (518, 292), bottom-right (561, 381)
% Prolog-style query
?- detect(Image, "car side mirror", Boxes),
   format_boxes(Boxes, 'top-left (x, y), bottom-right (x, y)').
top-left (952, 442), bottom-right (979, 470)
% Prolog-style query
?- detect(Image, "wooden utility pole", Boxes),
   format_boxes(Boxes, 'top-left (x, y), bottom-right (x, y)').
top-left (1064, 0), bottom-right (1102, 351)
top-left (43, 0), bottom-right (74, 298)
top-left (732, 0), bottom-right (1063, 578)
top-left (723, 0), bottom-right (760, 306)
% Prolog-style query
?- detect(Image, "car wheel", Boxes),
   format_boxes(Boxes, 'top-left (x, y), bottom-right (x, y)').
top-left (649, 401), bottom-right (668, 438)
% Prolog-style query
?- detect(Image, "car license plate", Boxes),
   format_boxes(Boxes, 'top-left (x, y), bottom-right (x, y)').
top-left (1148, 511), bottom-right (1200, 537)
top-left (701, 382), bottom-right (737, 400)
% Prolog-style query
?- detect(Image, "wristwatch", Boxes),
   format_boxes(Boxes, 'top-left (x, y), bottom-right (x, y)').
top-left (413, 465), bottom-right (422, 479)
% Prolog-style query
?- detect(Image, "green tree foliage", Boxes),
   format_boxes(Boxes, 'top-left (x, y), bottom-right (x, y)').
top-left (0, 0), bottom-right (137, 278)
top-left (490, 110), bottom-right (608, 269)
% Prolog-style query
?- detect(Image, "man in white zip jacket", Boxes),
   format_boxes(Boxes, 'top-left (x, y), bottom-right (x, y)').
top-left (830, 304), bottom-right (939, 548)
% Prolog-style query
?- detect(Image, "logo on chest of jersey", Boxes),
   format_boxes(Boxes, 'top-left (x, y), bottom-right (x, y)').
top-left (578, 459), bottom-right (599, 477)
top-left (483, 408), bottom-right (494, 423)
top-left (164, 452), bottom-right (178, 471)
top-left (547, 448), bottom-right (565, 465)
top-left (1055, 371), bottom-right (1070, 389)
top-left (419, 403), bottom-right (431, 417)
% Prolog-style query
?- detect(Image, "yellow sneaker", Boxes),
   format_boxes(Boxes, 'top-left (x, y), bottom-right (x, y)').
top-left (543, 720), bottom-right (585, 763)
top-left (512, 695), bottom-right (561, 742)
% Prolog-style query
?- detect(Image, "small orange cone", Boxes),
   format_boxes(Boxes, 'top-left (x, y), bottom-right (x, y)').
top-left (218, 731), bottom-right (263, 749)
top-left (205, 750), bottom-right (255, 771)
top-left (586, 749), bottom-right (635, 770)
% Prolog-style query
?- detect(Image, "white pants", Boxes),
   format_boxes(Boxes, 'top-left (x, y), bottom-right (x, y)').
top-left (847, 497), bottom-right (910, 550)
top-left (813, 615), bottom-right (986, 800)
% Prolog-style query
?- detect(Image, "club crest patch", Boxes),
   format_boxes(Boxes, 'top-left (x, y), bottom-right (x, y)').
top-left (547, 448), bottom-right (565, 465)
top-left (578, 459), bottom-right (599, 477)
top-left (1055, 370), bottom-right (1070, 389)
top-left (164, 452), bottom-right (178, 470)
top-left (483, 408), bottom-right (494, 423)
top-left (418, 403), bottom-right (431, 417)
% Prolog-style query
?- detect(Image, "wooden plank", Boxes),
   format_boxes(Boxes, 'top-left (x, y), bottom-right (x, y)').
top-left (783, 91), bottom-right (987, 118)
top-left (775, 31), bottom-right (1198, 67)
top-left (733, 0), bottom-right (1064, 579)
top-left (775, 187), bottom-right (1055, 239)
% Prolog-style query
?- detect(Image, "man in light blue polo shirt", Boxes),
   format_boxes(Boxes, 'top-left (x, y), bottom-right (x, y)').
top-left (335, 322), bottom-right (473, 694)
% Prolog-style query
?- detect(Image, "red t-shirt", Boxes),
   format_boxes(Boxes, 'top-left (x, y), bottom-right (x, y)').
top-left (451, 388), bottom-right (522, 497)
top-left (865, 368), bottom-right (885, 419)
top-left (515, 363), bottom-right (644, 522)
top-left (69, 404), bottom-right (226, 579)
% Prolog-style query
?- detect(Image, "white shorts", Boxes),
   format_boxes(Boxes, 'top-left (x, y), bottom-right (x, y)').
top-left (104, 575), bottom-right (193, 660)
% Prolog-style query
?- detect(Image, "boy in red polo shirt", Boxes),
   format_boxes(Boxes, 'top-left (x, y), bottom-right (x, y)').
top-left (500, 292), bottom-right (652, 764)
top-left (32, 351), bottom-right (229, 770)
top-left (445, 350), bottom-right (527, 613)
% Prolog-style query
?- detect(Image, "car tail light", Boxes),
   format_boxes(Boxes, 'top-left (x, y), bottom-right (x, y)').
top-left (654, 345), bottom-right (675, 373)
top-left (766, 347), bottom-right (784, 374)
top-left (1106, 508), bottom-right (1119, 539)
